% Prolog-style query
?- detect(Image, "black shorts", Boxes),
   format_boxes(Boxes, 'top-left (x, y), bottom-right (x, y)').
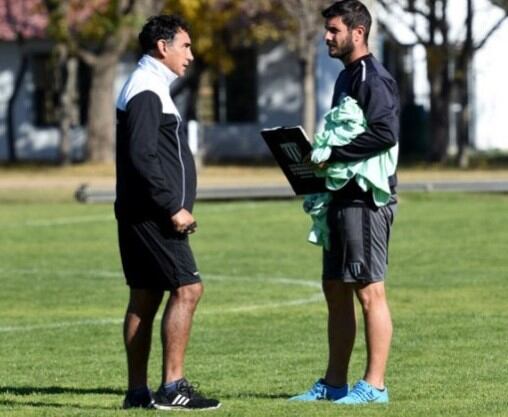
top-left (322, 199), bottom-right (397, 283)
top-left (117, 220), bottom-right (201, 292)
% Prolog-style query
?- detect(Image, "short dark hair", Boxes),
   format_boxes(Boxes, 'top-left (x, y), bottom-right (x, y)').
top-left (138, 14), bottom-right (190, 54)
top-left (322, 0), bottom-right (372, 42)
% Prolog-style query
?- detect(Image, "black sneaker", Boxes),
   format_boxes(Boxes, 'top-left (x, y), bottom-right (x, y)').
top-left (153, 379), bottom-right (221, 410)
top-left (122, 389), bottom-right (156, 409)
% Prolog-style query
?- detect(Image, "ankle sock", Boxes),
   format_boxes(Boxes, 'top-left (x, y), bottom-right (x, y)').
top-left (162, 378), bottom-right (185, 394)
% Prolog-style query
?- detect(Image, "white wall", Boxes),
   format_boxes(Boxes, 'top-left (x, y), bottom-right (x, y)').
top-left (258, 42), bottom-right (302, 128)
top-left (203, 42), bottom-right (303, 161)
top-left (0, 40), bottom-right (88, 161)
top-left (202, 41), bottom-right (342, 161)
top-left (474, 13), bottom-right (508, 150)
top-left (0, 45), bottom-right (138, 162)
top-left (0, 42), bottom-right (17, 160)
top-left (379, 0), bottom-right (508, 151)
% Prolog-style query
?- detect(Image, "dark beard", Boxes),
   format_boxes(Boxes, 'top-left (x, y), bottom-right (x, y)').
top-left (327, 35), bottom-right (354, 61)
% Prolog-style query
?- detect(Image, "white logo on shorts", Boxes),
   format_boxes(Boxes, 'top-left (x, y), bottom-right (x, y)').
top-left (349, 262), bottom-right (363, 277)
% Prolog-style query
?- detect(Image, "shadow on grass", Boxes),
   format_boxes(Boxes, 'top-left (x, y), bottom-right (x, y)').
top-left (0, 398), bottom-right (116, 410)
top-left (228, 392), bottom-right (294, 400)
top-left (0, 386), bottom-right (123, 410)
top-left (0, 386), bottom-right (295, 406)
top-left (0, 386), bottom-right (123, 396)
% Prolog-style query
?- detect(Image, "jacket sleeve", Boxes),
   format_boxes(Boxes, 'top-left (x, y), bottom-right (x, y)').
top-left (125, 91), bottom-right (182, 216)
top-left (327, 74), bottom-right (399, 163)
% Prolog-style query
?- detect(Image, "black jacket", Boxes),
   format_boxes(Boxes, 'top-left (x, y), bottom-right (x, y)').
top-left (115, 55), bottom-right (196, 223)
top-left (328, 54), bottom-right (400, 200)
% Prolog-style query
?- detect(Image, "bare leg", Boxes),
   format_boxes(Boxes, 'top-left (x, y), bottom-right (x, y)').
top-left (323, 280), bottom-right (356, 387)
top-left (124, 288), bottom-right (164, 390)
top-left (355, 281), bottom-right (392, 389)
top-left (161, 282), bottom-right (203, 384)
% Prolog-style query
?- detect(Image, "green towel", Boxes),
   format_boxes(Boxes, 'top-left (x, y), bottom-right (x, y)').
top-left (303, 192), bottom-right (332, 249)
top-left (304, 96), bottom-right (398, 248)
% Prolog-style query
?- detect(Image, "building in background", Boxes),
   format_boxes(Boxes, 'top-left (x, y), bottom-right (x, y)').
top-left (378, 0), bottom-right (508, 155)
top-left (1, 0), bottom-right (507, 163)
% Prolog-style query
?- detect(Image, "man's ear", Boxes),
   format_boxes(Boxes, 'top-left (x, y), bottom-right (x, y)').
top-left (154, 39), bottom-right (167, 58)
top-left (352, 25), bottom-right (366, 43)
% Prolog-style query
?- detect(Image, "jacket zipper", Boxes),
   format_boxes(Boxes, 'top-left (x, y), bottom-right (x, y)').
top-left (175, 117), bottom-right (186, 208)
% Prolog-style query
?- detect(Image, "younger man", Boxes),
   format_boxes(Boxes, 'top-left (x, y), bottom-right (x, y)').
top-left (291, 0), bottom-right (399, 405)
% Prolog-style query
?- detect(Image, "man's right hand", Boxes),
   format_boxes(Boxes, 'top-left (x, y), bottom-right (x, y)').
top-left (304, 152), bottom-right (328, 170)
top-left (171, 209), bottom-right (197, 234)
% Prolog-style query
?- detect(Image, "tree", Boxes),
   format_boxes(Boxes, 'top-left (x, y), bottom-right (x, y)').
top-left (163, 0), bottom-right (283, 121)
top-left (491, 0), bottom-right (508, 10)
top-left (273, 0), bottom-right (377, 136)
top-left (454, 0), bottom-right (507, 166)
top-left (46, 0), bottom-right (165, 162)
top-left (167, 0), bottom-right (373, 137)
top-left (275, 0), bottom-right (331, 136)
top-left (378, 0), bottom-right (507, 163)
top-left (1, 0), bottom-right (164, 163)
top-left (41, 0), bottom-right (78, 165)
top-left (0, 0), bottom-right (47, 163)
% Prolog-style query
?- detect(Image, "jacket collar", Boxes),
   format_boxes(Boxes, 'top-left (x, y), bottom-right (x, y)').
top-left (137, 54), bottom-right (178, 87)
top-left (345, 53), bottom-right (372, 70)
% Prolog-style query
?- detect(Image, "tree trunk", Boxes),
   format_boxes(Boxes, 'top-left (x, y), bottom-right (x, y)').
top-left (427, 50), bottom-right (451, 161)
top-left (301, 43), bottom-right (317, 136)
top-left (6, 52), bottom-right (28, 163)
top-left (86, 60), bottom-right (118, 162)
top-left (455, 59), bottom-right (472, 168)
top-left (428, 87), bottom-right (449, 162)
top-left (456, 0), bottom-right (473, 168)
top-left (55, 45), bottom-right (79, 165)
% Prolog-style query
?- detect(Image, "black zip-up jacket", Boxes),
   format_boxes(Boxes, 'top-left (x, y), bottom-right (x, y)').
top-left (328, 54), bottom-right (400, 201)
top-left (115, 55), bottom-right (196, 223)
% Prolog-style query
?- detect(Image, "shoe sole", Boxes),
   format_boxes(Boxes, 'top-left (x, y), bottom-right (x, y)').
top-left (153, 403), bottom-right (222, 411)
top-left (335, 399), bottom-right (389, 405)
top-left (123, 400), bottom-right (156, 409)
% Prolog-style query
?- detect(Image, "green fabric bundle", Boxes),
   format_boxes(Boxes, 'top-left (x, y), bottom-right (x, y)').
top-left (304, 96), bottom-right (398, 248)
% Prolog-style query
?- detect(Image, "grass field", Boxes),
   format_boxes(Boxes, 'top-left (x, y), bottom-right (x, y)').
top-left (0, 191), bottom-right (507, 416)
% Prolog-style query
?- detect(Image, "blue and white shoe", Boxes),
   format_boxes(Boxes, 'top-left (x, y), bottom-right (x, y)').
top-left (334, 379), bottom-right (388, 405)
top-left (289, 379), bottom-right (348, 401)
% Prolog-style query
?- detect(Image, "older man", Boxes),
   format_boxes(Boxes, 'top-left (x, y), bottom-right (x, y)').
top-left (115, 15), bottom-right (220, 411)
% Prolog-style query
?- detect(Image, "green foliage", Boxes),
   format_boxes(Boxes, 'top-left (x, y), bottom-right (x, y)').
top-left (164, 0), bottom-right (285, 72)
top-left (0, 193), bottom-right (507, 416)
top-left (44, 0), bottom-right (150, 53)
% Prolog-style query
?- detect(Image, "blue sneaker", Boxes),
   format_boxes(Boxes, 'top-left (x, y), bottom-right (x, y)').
top-left (334, 380), bottom-right (388, 404)
top-left (289, 379), bottom-right (348, 401)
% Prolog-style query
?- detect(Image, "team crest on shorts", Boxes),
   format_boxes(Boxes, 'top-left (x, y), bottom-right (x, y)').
top-left (349, 262), bottom-right (363, 277)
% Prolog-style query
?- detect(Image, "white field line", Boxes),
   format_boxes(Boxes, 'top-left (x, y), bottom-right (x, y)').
top-left (209, 294), bottom-right (324, 314)
top-left (3, 202), bottom-right (270, 229)
top-left (0, 269), bottom-right (321, 287)
top-left (0, 271), bottom-right (322, 333)
top-left (206, 274), bottom-right (322, 289)
top-left (25, 214), bottom-right (115, 227)
top-left (0, 214), bottom-right (116, 229)
top-left (0, 318), bottom-right (123, 333)
top-left (0, 268), bottom-right (121, 279)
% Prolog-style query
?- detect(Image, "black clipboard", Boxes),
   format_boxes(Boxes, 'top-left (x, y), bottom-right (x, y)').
top-left (261, 126), bottom-right (327, 195)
